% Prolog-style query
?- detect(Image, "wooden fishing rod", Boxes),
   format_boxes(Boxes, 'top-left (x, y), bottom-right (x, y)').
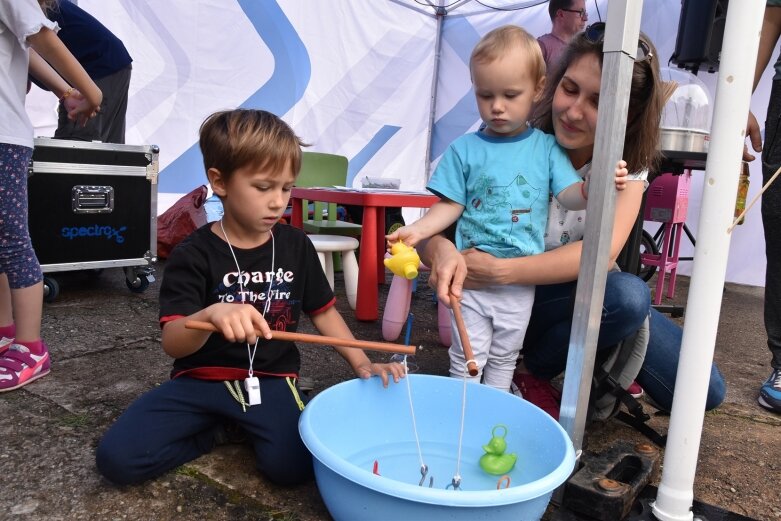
top-left (449, 294), bottom-right (479, 376)
top-left (184, 320), bottom-right (416, 355)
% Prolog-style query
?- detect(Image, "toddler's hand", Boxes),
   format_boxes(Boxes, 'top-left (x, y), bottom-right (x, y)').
top-left (353, 361), bottom-right (406, 387)
top-left (205, 303), bottom-right (271, 344)
top-left (386, 225), bottom-right (424, 250)
top-left (615, 160), bottom-right (628, 191)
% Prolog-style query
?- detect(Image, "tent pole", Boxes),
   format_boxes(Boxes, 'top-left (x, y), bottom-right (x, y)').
top-left (651, 3), bottom-right (764, 519)
top-left (558, 0), bottom-right (642, 453)
top-left (424, 3), bottom-right (446, 181)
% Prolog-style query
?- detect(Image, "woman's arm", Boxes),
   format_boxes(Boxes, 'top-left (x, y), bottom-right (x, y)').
top-left (420, 233), bottom-right (468, 306)
top-left (461, 180), bottom-right (645, 286)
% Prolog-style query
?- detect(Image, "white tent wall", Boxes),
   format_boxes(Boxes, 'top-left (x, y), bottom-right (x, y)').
top-left (24, 0), bottom-right (770, 287)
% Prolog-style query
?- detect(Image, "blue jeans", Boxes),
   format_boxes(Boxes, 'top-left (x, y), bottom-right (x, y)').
top-left (522, 271), bottom-right (726, 412)
top-left (523, 272), bottom-right (651, 379)
top-left (637, 307), bottom-right (726, 412)
top-left (96, 376), bottom-right (313, 486)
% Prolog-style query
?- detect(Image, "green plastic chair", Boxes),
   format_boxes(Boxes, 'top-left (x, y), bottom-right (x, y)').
top-left (296, 152), bottom-right (362, 237)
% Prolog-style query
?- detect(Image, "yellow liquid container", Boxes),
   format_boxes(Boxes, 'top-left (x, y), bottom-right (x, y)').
top-left (734, 162), bottom-right (750, 225)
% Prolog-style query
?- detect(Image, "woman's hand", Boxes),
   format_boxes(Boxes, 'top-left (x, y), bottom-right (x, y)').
top-left (352, 361), bottom-right (406, 387)
top-left (422, 235), bottom-right (467, 307)
top-left (462, 248), bottom-right (513, 287)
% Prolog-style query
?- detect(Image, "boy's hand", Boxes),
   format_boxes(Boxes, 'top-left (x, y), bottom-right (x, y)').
top-left (386, 225), bottom-right (424, 249)
top-left (615, 160), bottom-right (628, 191)
top-left (205, 303), bottom-right (272, 344)
top-left (353, 361), bottom-right (406, 387)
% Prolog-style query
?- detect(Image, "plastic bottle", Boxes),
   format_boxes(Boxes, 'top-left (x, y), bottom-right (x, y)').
top-left (734, 161), bottom-right (750, 225)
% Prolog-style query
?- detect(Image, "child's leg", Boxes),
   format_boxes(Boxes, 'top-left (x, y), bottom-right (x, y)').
top-left (229, 377), bottom-right (313, 486)
top-left (0, 274), bottom-right (12, 328)
top-left (448, 288), bottom-right (491, 382)
top-left (0, 274), bottom-right (14, 352)
top-left (96, 378), bottom-right (225, 485)
top-left (10, 284), bottom-right (43, 344)
top-left (482, 285), bottom-right (535, 391)
top-left (0, 144), bottom-right (43, 345)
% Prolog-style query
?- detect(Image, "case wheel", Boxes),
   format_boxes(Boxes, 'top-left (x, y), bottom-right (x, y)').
top-left (125, 274), bottom-right (150, 293)
top-left (43, 277), bottom-right (60, 302)
top-left (124, 267), bottom-right (155, 294)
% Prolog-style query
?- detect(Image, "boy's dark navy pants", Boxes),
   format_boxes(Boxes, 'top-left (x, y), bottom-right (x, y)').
top-left (96, 376), bottom-right (313, 486)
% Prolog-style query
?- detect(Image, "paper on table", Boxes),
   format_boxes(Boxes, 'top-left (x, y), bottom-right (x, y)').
top-left (328, 186), bottom-right (433, 196)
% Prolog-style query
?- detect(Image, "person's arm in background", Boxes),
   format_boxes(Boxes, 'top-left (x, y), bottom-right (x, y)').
top-left (26, 27), bottom-right (102, 126)
top-left (745, 6), bottom-right (781, 161)
top-left (421, 180), bottom-right (644, 305)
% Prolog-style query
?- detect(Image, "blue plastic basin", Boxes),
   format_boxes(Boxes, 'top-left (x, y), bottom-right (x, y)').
top-left (299, 374), bottom-right (575, 521)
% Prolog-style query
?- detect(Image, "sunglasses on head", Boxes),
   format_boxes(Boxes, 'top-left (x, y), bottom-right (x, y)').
top-left (584, 22), bottom-right (653, 62)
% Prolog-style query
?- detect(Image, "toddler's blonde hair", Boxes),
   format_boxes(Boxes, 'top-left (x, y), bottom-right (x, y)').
top-left (470, 25), bottom-right (546, 84)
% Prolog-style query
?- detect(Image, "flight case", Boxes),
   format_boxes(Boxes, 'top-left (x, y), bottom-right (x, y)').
top-left (28, 138), bottom-right (159, 300)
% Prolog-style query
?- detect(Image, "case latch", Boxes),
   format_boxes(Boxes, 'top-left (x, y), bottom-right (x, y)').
top-left (72, 185), bottom-right (114, 214)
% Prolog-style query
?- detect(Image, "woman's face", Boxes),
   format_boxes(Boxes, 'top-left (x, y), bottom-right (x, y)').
top-left (551, 53), bottom-right (601, 168)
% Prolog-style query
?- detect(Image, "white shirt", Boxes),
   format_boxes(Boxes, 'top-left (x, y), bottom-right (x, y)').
top-left (543, 162), bottom-right (648, 251)
top-left (0, 0), bottom-right (57, 148)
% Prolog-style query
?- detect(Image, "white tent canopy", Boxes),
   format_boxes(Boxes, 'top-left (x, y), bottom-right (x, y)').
top-left (26, 0), bottom-right (773, 286)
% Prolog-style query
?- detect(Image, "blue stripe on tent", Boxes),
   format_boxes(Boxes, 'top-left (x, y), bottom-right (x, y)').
top-left (430, 17), bottom-right (482, 162)
top-left (159, 0), bottom-right (311, 193)
top-left (346, 125), bottom-right (402, 185)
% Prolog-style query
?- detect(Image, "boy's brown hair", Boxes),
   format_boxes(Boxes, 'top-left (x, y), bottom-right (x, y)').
top-left (470, 25), bottom-right (546, 85)
top-left (199, 109), bottom-right (305, 182)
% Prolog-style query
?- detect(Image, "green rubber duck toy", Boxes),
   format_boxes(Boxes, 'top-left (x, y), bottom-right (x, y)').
top-left (479, 424), bottom-right (517, 475)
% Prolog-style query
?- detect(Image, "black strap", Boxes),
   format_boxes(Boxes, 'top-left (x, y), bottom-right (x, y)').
top-left (595, 370), bottom-right (668, 447)
top-left (612, 387), bottom-right (668, 447)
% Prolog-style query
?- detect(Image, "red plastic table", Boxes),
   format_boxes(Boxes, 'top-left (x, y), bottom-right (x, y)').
top-left (291, 187), bottom-right (439, 321)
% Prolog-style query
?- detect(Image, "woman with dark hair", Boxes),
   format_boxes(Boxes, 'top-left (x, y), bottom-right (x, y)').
top-left (423, 25), bottom-right (726, 418)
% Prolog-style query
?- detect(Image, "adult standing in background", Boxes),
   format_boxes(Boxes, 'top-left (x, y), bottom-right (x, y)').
top-left (42, 0), bottom-right (132, 144)
top-left (537, 0), bottom-right (588, 70)
top-left (745, 2), bottom-right (781, 414)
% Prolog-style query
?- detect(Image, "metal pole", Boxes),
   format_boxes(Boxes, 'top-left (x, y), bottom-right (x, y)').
top-left (424, 4), bottom-right (446, 181)
top-left (651, 2), bottom-right (764, 520)
top-left (558, 0), bottom-right (643, 453)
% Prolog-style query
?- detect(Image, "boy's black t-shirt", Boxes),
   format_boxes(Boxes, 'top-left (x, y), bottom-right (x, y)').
top-left (159, 223), bottom-right (335, 377)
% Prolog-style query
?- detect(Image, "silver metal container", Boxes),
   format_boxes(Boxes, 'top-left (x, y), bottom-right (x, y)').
top-left (660, 127), bottom-right (709, 155)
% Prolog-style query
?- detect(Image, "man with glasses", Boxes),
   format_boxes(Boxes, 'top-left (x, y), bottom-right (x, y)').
top-left (537, 0), bottom-right (588, 69)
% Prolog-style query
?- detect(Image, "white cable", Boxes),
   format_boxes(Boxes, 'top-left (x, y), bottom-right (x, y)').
top-left (219, 219), bottom-right (275, 378)
top-left (452, 366), bottom-right (468, 488)
top-left (403, 356), bottom-right (426, 472)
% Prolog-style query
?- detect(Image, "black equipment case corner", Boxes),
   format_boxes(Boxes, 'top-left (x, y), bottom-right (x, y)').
top-left (29, 138), bottom-right (159, 300)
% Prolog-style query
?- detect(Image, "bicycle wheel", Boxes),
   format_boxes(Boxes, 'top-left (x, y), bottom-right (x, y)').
top-left (638, 229), bottom-right (659, 282)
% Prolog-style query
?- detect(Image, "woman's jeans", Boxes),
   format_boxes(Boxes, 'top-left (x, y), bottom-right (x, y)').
top-left (522, 271), bottom-right (726, 412)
